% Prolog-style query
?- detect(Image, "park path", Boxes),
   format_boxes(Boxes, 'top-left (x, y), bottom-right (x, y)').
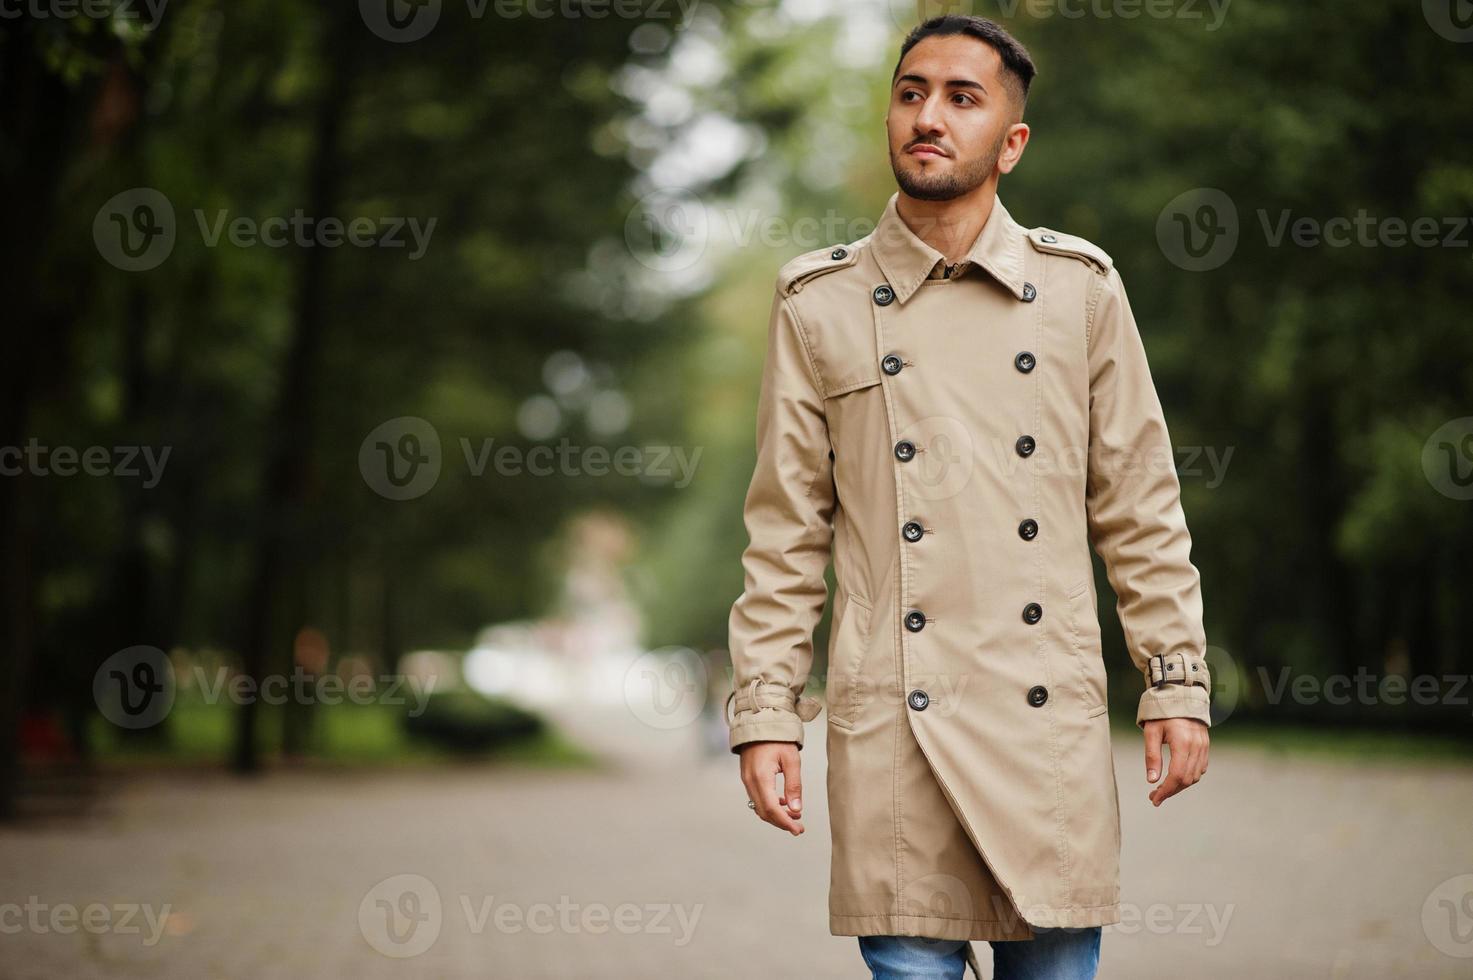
top-left (2, 703), bottom-right (1471, 978)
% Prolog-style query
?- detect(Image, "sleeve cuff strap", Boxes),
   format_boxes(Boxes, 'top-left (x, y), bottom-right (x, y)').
top-left (1136, 685), bottom-right (1212, 728)
top-left (728, 707), bottom-right (806, 753)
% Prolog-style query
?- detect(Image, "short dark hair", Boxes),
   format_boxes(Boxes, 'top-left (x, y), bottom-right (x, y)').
top-left (894, 15), bottom-right (1037, 116)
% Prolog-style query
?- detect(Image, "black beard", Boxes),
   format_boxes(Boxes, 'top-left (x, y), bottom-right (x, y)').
top-left (890, 131), bottom-right (1006, 201)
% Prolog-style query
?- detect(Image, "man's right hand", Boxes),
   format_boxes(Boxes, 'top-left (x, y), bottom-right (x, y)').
top-left (738, 740), bottom-right (804, 836)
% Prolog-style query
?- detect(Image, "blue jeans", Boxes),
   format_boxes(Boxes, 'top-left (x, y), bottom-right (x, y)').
top-left (858, 928), bottom-right (1101, 980)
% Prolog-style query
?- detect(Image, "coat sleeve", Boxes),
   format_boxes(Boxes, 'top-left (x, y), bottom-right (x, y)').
top-left (1084, 266), bottom-right (1213, 728)
top-left (726, 285), bottom-right (836, 753)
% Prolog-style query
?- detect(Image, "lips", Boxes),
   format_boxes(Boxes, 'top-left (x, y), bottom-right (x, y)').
top-left (908, 144), bottom-right (947, 158)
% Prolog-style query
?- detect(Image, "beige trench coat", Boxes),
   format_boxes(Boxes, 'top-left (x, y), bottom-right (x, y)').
top-left (726, 192), bottom-right (1213, 942)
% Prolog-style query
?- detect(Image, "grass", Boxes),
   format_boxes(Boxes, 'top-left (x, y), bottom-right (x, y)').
top-left (88, 694), bottom-right (597, 770)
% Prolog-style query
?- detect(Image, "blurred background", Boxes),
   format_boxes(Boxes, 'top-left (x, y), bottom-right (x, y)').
top-left (3, 0), bottom-right (1473, 977)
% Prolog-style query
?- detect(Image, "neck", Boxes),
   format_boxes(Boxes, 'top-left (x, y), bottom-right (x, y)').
top-left (895, 179), bottom-right (998, 265)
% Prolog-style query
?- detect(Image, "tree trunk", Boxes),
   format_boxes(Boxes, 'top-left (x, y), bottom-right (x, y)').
top-left (232, 7), bottom-right (360, 773)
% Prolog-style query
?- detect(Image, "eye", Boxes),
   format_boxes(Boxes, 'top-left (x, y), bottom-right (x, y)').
top-left (900, 89), bottom-right (922, 102)
top-left (951, 92), bottom-right (975, 106)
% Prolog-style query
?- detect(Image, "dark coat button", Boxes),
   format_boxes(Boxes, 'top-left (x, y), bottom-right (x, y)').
top-left (1022, 602), bottom-right (1043, 625)
top-left (908, 689), bottom-right (930, 711)
top-left (873, 285), bottom-right (895, 306)
top-left (1018, 518), bottom-right (1038, 541)
top-left (1027, 685), bottom-right (1048, 707)
top-left (1015, 435), bottom-right (1036, 457)
top-left (1015, 351), bottom-right (1036, 373)
top-left (882, 354), bottom-right (904, 375)
top-left (831, 247), bottom-right (848, 260)
top-left (902, 520), bottom-right (925, 542)
top-left (904, 610), bottom-right (926, 632)
top-left (1021, 282), bottom-right (1037, 302)
top-left (894, 440), bottom-right (916, 462)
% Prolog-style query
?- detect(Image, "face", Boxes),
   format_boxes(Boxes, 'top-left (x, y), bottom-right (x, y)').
top-left (887, 35), bottom-right (1030, 202)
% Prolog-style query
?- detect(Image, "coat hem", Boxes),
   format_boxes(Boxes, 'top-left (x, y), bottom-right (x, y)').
top-left (830, 912), bottom-right (1035, 942)
top-left (1013, 901), bottom-right (1123, 930)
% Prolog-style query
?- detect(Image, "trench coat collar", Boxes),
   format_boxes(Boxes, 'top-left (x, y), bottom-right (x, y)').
top-left (869, 191), bottom-right (1030, 305)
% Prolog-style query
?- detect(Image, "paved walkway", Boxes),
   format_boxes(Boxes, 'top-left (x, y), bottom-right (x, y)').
top-left (2, 708), bottom-right (1471, 978)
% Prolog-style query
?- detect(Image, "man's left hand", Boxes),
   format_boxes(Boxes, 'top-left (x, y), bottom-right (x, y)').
top-left (1143, 717), bottom-right (1209, 806)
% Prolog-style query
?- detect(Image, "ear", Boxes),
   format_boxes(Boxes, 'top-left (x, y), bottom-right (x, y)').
top-left (997, 122), bottom-right (1030, 175)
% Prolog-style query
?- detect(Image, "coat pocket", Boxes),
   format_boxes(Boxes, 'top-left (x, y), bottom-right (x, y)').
top-left (827, 591), bottom-right (873, 729)
top-left (1066, 578), bottom-right (1109, 718)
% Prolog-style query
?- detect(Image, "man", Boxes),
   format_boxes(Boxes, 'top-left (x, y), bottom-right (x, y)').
top-left (726, 15), bottom-right (1212, 980)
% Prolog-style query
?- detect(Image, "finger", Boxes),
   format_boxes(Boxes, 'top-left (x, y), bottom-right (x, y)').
top-left (1191, 738), bottom-right (1209, 783)
top-left (755, 757), bottom-right (802, 835)
top-left (1150, 733), bottom-right (1192, 805)
top-left (780, 752), bottom-right (803, 817)
top-left (1149, 769), bottom-right (1185, 806)
top-left (1144, 723), bottom-right (1164, 783)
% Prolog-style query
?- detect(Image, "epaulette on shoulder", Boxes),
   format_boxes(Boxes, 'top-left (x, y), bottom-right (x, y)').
top-left (777, 240), bottom-right (863, 296)
top-left (1026, 227), bottom-right (1113, 275)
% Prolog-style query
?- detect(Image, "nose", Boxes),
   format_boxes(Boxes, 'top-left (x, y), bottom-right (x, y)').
top-left (913, 92), bottom-right (947, 142)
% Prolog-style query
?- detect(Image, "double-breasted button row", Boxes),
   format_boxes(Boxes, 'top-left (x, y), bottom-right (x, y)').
top-left (913, 685), bottom-right (1047, 710)
top-left (875, 280), bottom-right (1036, 304)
